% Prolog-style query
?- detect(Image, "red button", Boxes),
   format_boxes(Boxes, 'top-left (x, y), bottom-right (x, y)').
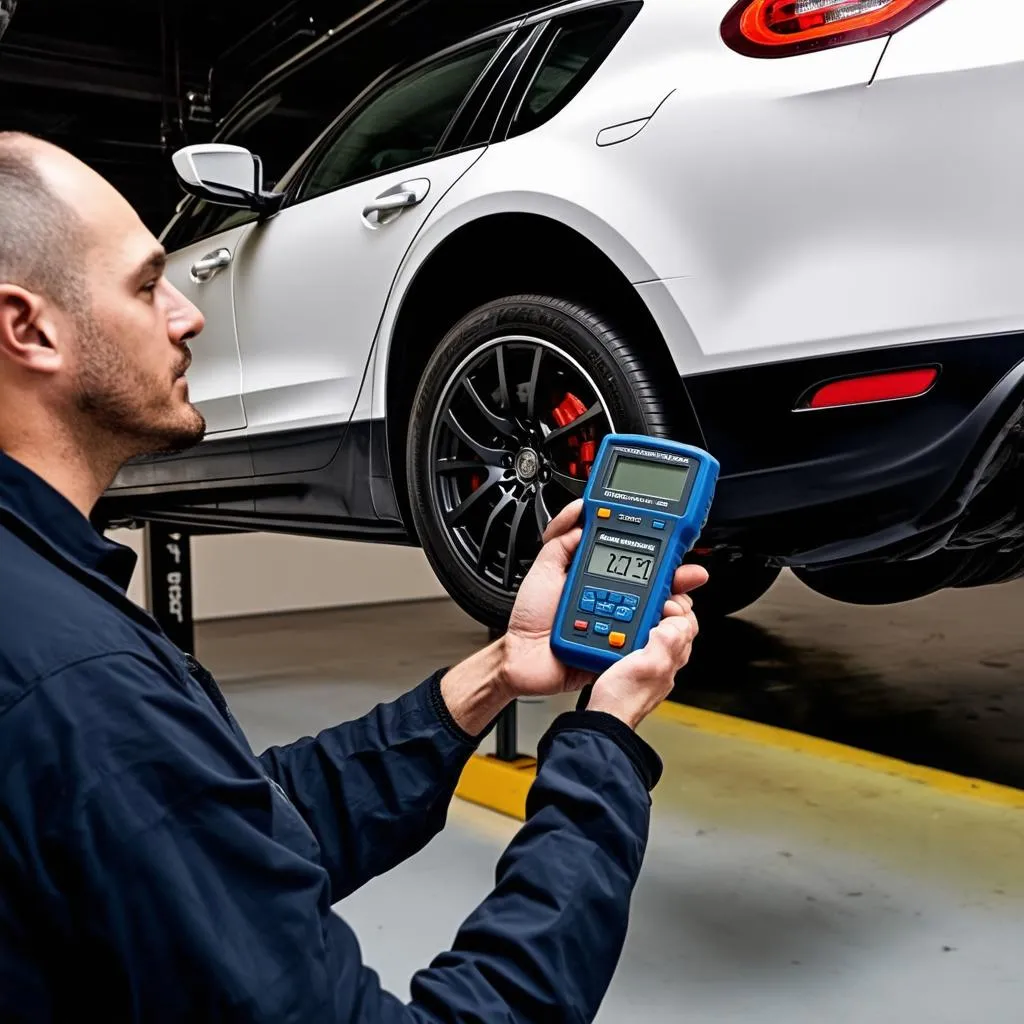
top-left (574, 619), bottom-right (589, 632)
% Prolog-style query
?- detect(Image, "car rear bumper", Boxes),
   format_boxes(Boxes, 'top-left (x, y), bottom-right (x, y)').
top-left (683, 332), bottom-right (1024, 566)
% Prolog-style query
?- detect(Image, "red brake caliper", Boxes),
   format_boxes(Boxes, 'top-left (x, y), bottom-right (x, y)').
top-left (551, 393), bottom-right (597, 478)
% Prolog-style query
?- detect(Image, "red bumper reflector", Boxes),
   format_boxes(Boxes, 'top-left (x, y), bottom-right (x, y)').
top-left (804, 367), bottom-right (938, 409)
top-left (722, 0), bottom-right (948, 58)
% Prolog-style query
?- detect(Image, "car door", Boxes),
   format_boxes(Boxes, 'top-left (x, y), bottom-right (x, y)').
top-left (160, 205), bottom-right (256, 436)
top-left (227, 32), bottom-right (509, 441)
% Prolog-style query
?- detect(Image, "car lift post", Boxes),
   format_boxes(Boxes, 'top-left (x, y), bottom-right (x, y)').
top-left (145, 522), bottom-right (196, 655)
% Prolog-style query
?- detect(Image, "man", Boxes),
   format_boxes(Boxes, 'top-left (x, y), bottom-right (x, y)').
top-left (0, 132), bottom-right (707, 1022)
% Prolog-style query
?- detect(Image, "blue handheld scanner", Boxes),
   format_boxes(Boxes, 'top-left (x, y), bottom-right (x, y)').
top-left (550, 434), bottom-right (719, 675)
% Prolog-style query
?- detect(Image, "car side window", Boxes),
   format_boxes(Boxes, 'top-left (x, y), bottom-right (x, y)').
top-left (509, 6), bottom-right (628, 139)
top-left (162, 202), bottom-right (258, 252)
top-left (295, 39), bottom-right (500, 203)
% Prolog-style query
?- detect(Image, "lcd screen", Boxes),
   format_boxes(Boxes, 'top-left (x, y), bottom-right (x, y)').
top-left (608, 456), bottom-right (688, 501)
top-left (586, 542), bottom-right (655, 587)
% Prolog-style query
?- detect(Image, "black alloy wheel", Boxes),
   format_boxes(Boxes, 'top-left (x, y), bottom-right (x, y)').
top-left (407, 295), bottom-right (674, 629)
top-left (429, 334), bottom-right (614, 594)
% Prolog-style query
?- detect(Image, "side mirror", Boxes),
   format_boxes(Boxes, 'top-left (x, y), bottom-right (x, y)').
top-left (171, 144), bottom-right (283, 214)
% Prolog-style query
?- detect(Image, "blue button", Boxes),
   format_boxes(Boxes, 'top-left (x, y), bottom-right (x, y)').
top-left (594, 621), bottom-right (611, 636)
top-left (609, 592), bottom-right (623, 604)
top-left (652, 520), bottom-right (666, 530)
top-left (623, 594), bottom-right (639, 608)
top-left (579, 597), bottom-right (595, 613)
top-left (596, 601), bottom-right (616, 616)
top-left (614, 605), bottom-right (634, 622)
top-left (583, 588), bottom-right (596, 603)
top-left (595, 589), bottom-right (609, 600)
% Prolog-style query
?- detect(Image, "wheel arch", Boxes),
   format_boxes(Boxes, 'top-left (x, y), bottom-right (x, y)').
top-left (377, 205), bottom-right (704, 539)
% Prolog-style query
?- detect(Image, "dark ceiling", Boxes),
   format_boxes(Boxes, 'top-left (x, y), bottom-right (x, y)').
top-left (0, 0), bottom-right (544, 232)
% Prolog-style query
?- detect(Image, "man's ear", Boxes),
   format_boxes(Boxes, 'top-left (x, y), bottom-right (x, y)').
top-left (0, 285), bottom-right (64, 375)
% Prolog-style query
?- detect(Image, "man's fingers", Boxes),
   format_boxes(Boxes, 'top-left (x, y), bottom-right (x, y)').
top-left (638, 617), bottom-right (694, 678)
top-left (530, 501), bottom-right (587, 575)
top-left (542, 499), bottom-right (583, 544)
top-left (673, 563), bottom-right (709, 595)
top-left (651, 610), bottom-right (698, 658)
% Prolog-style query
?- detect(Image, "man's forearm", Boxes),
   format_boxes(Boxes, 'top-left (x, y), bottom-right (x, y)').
top-left (257, 639), bottom-right (513, 902)
top-left (439, 636), bottom-right (513, 737)
top-left (259, 667), bottom-right (488, 901)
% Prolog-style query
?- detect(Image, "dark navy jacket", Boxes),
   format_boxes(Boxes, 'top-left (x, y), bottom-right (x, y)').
top-left (0, 450), bottom-right (663, 1022)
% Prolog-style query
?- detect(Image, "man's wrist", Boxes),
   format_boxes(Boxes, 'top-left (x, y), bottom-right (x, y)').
top-left (438, 635), bottom-right (514, 739)
top-left (581, 693), bottom-right (644, 731)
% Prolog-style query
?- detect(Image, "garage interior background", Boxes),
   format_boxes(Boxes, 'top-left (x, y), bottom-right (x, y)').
top-left (0, 0), bottom-right (539, 619)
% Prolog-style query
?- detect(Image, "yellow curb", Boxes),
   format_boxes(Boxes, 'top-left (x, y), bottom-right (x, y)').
top-left (454, 701), bottom-right (1024, 820)
top-left (454, 702), bottom-right (1024, 820)
top-left (455, 754), bottom-right (537, 820)
top-left (653, 700), bottom-right (1024, 810)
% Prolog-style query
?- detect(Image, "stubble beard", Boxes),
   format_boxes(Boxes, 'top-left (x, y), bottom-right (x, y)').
top-left (71, 311), bottom-right (207, 462)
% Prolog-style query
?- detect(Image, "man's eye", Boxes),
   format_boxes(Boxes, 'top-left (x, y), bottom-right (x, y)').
top-left (142, 281), bottom-right (157, 294)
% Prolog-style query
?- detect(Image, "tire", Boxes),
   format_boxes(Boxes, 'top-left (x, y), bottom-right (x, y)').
top-left (792, 550), bottom-right (969, 605)
top-left (406, 294), bottom-right (676, 630)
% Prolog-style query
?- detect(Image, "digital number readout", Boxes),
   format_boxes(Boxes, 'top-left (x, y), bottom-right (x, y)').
top-left (586, 542), bottom-right (654, 586)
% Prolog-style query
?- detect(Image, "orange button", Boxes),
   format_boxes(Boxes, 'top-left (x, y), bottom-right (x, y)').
top-left (609, 632), bottom-right (626, 648)
top-left (597, 507), bottom-right (611, 518)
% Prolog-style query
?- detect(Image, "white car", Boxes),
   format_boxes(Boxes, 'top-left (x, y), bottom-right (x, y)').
top-left (101, 0), bottom-right (1024, 628)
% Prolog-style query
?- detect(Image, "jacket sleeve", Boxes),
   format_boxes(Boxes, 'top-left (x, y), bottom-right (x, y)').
top-left (16, 653), bottom-right (661, 1023)
top-left (257, 669), bottom-right (485, 900)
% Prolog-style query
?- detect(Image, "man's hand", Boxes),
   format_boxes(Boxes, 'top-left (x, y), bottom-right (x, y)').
top-left (441, 499), bottom-right (708, 736)
top-left (500, 500), bottom-right (602, 700)
top-left (583, 592), bottom-right (702, 729)
top-left (501, 499), bottom-right (709, 729)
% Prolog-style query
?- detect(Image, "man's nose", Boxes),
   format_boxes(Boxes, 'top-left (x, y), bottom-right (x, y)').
top-left (165, 280), bottom-right (205, 343)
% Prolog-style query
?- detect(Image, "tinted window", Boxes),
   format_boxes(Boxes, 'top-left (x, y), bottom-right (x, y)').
top-left (510, 7), bottom-right (626, 138)
top-left (161, 201), bottom-right (258, 252)
top-left (296, 39), bottom-right (500, 203)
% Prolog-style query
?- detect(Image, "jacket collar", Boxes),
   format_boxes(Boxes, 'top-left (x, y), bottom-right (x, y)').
top-left (0, 449), bottom-right (138, 592)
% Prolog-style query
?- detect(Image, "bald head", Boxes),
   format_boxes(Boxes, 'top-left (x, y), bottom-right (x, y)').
top-left (0, 131), bottom-right (207, 507)
top-left (0, 132), bottom-right (91, 314)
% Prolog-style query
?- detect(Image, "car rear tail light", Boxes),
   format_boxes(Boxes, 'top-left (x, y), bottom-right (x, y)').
top-left (799, 367), bottom-right (939, 409)
top-left (722, 0), bottom-right (948, 58)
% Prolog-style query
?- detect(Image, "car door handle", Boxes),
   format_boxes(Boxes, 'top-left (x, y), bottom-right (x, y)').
top-left (189, 248), bottom-right (232, 283)
top-left (361, 179), bottom-right (430, 227)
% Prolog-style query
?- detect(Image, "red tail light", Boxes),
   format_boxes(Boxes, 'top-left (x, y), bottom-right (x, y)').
top-left (799, 367), bottom-right (939, 410)
top-left (722, 0), bottom-right (948, 58)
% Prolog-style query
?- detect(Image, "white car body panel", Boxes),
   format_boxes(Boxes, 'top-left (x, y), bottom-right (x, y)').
top-left (164, 224), bottom-right (250, 435)
top-left (227, 149), bottom-right (486, 436)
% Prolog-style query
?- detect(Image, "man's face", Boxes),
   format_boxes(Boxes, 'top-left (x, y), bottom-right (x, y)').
top-left (69, 196), bottom-right (207, 456)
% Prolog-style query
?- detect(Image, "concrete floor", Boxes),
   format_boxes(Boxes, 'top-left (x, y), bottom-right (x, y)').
top-left (196, 571), bottom-right (1024, 1022)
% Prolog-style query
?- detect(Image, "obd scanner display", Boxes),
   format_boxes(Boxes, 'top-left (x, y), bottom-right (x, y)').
top-left (551, 434), bottom-right (719, 674)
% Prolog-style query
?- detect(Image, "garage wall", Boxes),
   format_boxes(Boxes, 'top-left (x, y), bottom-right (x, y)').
top-left (108, 529), bottom-right (449, 620)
